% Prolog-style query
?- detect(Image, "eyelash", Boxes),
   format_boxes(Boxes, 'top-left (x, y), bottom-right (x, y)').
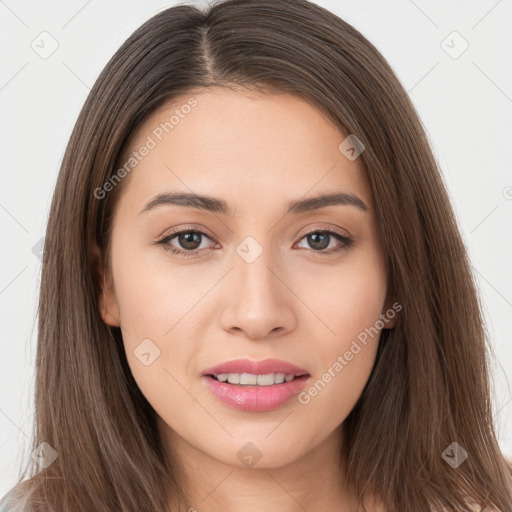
top-left (155, 225), bottom-right (354, 258)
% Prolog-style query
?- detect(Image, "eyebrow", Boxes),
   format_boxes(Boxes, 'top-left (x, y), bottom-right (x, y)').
top-left (139, 191), bottom-right (371, 216)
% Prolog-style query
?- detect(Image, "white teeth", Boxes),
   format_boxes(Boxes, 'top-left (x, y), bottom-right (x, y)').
top-left (214, 373), bottom-right (298, 385)
top-left (240, 373), bottom-right (258, 385)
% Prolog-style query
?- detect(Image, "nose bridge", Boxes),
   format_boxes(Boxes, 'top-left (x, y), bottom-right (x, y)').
top-left (234, 236), bottom-right (282, 306)
top-left (220, 234), bottom-right (295, 338)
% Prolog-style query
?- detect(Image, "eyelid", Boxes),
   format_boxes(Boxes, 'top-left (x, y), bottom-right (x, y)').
top-left (158, 224), bottom-right (217, 242)
top-left (156, 222), bottom-right (354, 256)
top-left (298, 222), bottom-right (351, 239)
top-left (157, 223), bottom-right (351, 244)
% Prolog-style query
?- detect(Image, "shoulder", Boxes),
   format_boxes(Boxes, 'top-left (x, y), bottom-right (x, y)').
top-left (0, 486), bottom-right (31, 512)
top-left (0, 494), bottom-right (13, 512)
top-left (439, 502), bottom-right (502, 511)
top-left (0, 493), bottom-right (16, 512)
top-left (0, 491), bottom-right (12, 512)
top-left (431, 496), bottom-right (504, 512)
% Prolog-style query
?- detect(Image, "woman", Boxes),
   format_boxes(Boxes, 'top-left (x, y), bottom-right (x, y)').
top-left (1, 0), bottom-right (511, 510)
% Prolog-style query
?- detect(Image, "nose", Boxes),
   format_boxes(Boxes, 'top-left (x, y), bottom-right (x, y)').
top-left (219, 247), bottom-right (297, 340)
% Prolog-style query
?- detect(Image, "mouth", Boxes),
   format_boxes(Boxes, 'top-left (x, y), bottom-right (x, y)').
top-left (206, 372), bottom-right (309, 386)
top-left (201, 357), bottom-right (309, 380)
top-left (201, 372), bottom-right (311, 412)
top-left (200, 358), bottom-right (310, 411)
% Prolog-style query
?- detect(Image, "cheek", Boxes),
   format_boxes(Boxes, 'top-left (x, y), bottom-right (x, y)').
top-left (294, 249), bottom-right (387, 430)
top-left (109, 229), bottom-right (206, 334)
top-left (107, 235), bottom-right (206, 403)
top-left (297, 244), bottom-right (387, 345)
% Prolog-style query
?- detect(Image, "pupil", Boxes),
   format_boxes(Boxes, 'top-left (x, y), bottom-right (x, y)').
top-left (309, 232), bottom-right (329, 250)
top-left (177, 232), bottom-right (331, 251)
top-left (179, 232), bottom-right (201, 250)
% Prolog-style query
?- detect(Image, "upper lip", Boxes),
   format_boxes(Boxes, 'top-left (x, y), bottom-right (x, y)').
top-left (202, 358), bottom-right (309, 377)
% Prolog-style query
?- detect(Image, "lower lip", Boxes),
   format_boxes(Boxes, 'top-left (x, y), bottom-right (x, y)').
top-left (202, 375), bottom-right (310, 412)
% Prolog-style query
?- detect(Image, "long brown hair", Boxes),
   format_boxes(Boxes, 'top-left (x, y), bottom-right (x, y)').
top-left (3, 1), bottom-right (511, 510)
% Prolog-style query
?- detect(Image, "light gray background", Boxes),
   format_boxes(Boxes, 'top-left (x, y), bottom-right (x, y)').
top-left (1, 0), bottom-right (511, 496)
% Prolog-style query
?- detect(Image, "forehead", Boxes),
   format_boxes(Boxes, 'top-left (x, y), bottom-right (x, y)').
top-left (117, 87), bottom-right (373, 214)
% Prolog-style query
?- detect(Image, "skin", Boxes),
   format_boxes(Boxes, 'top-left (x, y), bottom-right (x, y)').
top-left (95, 87), bottom-right (396, 512)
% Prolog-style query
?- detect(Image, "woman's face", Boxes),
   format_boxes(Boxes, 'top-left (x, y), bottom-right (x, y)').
top-left (97, 87), bottom-right (396, 470)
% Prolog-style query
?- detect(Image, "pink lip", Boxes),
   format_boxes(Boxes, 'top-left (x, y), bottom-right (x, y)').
top-left (202, 358), bottom-right (309, 377)
top-left (201, 358), bottom-right (310, 412)
top-left (202, 374), bottom-right (310, 412)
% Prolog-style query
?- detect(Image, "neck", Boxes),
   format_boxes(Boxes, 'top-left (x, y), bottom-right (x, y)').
top-left (159, 419), bottom-right (366, 512)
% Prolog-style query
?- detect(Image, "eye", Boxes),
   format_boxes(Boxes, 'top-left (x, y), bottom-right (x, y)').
top-left (155, 225), bottom-right (354, 258)
top-left (294, 227), bottom-right (353, 254)
top-left (156, 228), bottom-right (217, 257)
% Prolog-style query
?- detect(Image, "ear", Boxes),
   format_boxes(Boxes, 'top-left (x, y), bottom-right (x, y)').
top-left (90, 241), bottom-right (120, 327)
top-left (381, 294), bottom-right (399, 329)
